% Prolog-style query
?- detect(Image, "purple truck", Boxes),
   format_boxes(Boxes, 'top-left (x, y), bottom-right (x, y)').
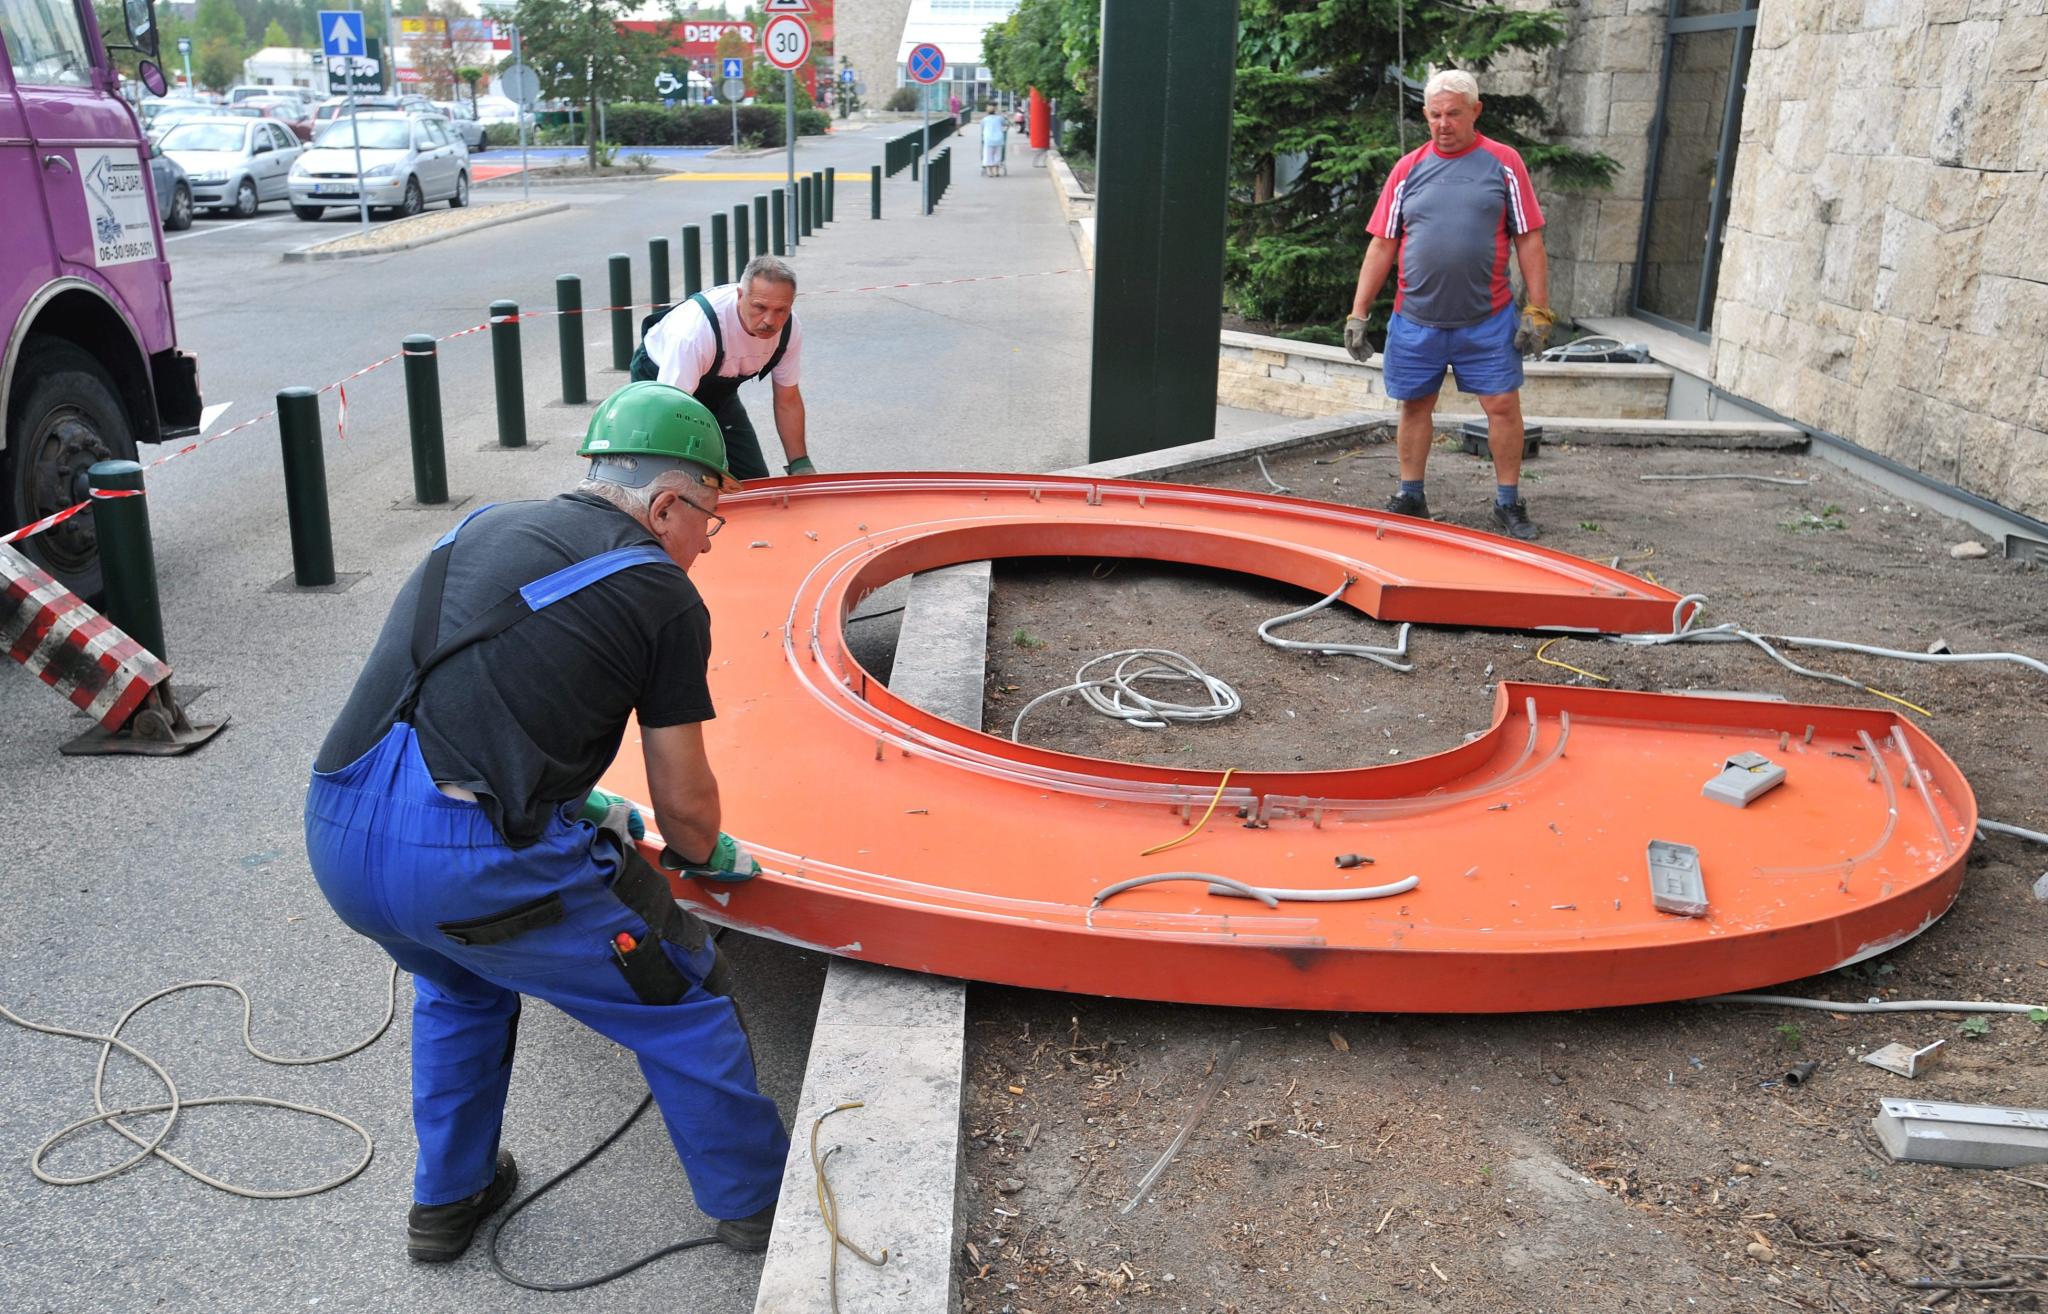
top-left (2, 0), bottom-right (200, 596)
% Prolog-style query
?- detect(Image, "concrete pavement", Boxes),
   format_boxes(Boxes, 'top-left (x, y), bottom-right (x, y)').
top-left (0, 125), bottom-right (1094, 1312)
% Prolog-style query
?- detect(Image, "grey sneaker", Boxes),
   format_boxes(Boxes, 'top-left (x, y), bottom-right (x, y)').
top-left (1384, 490), bottom-right (1431, 519)
top-left (715, 1201), bottom-right (776, 1253)
top-left (1491, 500), bottom-right (1540, 541)
top-left (407, 1151), bottom-right (518, 1263)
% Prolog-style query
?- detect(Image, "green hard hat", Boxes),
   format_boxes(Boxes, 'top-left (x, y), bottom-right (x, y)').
top-left (579, 381), bottom-right (740, 492)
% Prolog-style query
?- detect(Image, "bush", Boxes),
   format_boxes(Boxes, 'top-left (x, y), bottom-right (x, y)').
top-left (536, 123), bottom-right (582, 146)
top-left (599, 102), bottom-right (825, 147)
top-left (884, 86), bottom-right (920, 112)
top-left (755, 105), bottom-right (831, 137)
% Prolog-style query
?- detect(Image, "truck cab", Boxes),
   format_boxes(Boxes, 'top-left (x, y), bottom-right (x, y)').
top-left (1, 0), bottom-right (199, 597)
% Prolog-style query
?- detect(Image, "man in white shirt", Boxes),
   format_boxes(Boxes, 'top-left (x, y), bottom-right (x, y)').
top-left (631, 255), bottom-right (815, 480)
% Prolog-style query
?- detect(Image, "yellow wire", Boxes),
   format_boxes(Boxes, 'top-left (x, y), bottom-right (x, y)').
top-left (1141, 768), bottom-right (1236, 857)
top-left (1863, 685), bottom-right (1932, 717)
top-left (1534, 637), bottom-right (1611, 684)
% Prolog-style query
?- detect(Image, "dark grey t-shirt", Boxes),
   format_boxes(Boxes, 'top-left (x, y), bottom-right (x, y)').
top-left (315, 492), bottom-right (714, 846)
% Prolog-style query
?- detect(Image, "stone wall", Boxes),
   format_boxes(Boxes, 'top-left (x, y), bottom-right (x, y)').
top-left (835, 0), bottom-right (914, 107)
top-left (1219, 332), bottom-right (1672, 420)
top-left (1711, 0), bottom-right (2048, 520)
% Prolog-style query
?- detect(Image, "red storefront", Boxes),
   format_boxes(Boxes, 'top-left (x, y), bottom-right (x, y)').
top-left (620, 4), bottom-right (836, 101)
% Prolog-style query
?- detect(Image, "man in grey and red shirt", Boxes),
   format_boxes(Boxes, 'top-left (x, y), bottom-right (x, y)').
top-left (1344, 69), bottom-right (1554, 540)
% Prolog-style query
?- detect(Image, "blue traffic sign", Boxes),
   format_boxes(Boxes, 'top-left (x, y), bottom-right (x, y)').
top-left (722, 57), bottom-right (743, 79)
top-left (907, 42), bottom-right (945, 85)
top-left (319, 10), bottom-right (365, 59)
top-left (840, 67), bottom-right (854, 84)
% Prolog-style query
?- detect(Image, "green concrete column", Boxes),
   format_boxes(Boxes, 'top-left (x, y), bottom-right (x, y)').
top-left (681, 224), bottom-right (702, 298)
top-left (1087, 0), bottom-right (1241, 463)
top-left (710, 211), bottom-right (729, 285)
top-left (86, 460), bottom-right (165, 660)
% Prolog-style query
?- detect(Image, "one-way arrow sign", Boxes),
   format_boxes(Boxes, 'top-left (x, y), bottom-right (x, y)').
top-left (319, 10), bottom-right (364, 58)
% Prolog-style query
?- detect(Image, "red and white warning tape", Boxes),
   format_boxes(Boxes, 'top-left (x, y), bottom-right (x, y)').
top-left (0, 268), bottom-right (1086, 546)
top-left (1, 543), bottom-right (170, 729)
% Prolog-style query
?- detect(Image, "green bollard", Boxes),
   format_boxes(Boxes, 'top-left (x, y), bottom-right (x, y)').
top-left (753, 194), bottom-right (768, 256)
top-left (681, 224), bottom-right (702, 298)
top-left (648, 237), bottom-right (671, 315)
top-left (401, 335), bottom-right (448, 505)
top-left (733, 203), bottom-right (750, 269)
top-left (608, 253), bottom-right (632, 372)
top-left (870, 164), bottom-right (881, 219)
top-left (770, 189), bottom-right (786, 254)
top-left (815, 170), bottom-right (828, 224)
top-left (825, 166), bottom-right (836, 223)
top-left (710, 211), bottom-right (729, 286)
top-left (86, 460), bottom-right (166, 660)
top-left (799, 175), bottom-right (812, 237)
top-left (490, 299), bottom-right (526, 449)
top-left (556, 275), bottom-right (586, 405)
top-left (274, 387), bottom-right (335, 587)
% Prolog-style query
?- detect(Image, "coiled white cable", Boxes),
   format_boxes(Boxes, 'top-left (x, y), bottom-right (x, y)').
top-left (1010, 648), bottom-right (1243, 740)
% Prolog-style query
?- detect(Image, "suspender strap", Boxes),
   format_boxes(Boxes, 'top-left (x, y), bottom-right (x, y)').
top-left (756, 317), bottom-right (792, 383)
top-left (691, 292), bottom-right (724, 379)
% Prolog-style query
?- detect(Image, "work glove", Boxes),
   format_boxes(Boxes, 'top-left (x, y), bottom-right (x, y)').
top-left (785, 455), bottom-right (816, 476)
top-left (580, 788), bottom-right (645, 853)
top-left (1342, 315), bottom-right (1373, 363)
top-left (662, 831), bottom-right (763, 883)
top-left (1514, 304), bottom-right (1557, 356)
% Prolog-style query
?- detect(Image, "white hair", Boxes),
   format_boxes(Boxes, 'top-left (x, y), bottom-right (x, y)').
top-left (578, 467), bottom-right (707, 524)
top-left (741, 254), bottom-right (797, 295)
top-left (1424, 68), bottom-right (1480, 106)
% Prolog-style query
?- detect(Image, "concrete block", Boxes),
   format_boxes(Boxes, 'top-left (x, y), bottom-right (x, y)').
top-left (752, 562), bottom-right (984, 1314)
top-left (1873, 1098), bottom-right (2048, 1169)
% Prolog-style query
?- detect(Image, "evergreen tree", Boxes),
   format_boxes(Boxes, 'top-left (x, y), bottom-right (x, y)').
top-left (1228, 0), bottom-right (1615, 329)
top-left (262, 19), bottom-right (290, 46)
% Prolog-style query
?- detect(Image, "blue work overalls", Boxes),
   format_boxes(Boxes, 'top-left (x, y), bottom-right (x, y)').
top-left (302, 508), bottom-right (789, 1214)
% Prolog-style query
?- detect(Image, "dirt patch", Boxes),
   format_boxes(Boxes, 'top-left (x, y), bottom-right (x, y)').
top-left (960, 438), bottom-right (2048, 1312)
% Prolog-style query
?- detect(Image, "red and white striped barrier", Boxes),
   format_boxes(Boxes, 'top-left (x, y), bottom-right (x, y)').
top-left (1, 543), bottom-right (169, 731)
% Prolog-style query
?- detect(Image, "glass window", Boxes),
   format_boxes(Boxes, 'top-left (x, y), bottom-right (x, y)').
top-left (314, 118), bottom-right (410, 150)
top-left (1636, 26), bottom-right (1740, 326)
top-left (1, 0), bottom-right (93, 87)
top-left (160, 122), bottom-right (249, 153)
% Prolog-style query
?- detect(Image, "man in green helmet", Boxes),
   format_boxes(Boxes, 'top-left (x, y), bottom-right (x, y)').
top-left (304, 381), bottom-right (787, 1266)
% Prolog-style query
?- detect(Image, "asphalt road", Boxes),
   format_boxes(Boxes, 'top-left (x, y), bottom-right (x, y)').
top-left (0, 123), bottom-right (1091, 1313)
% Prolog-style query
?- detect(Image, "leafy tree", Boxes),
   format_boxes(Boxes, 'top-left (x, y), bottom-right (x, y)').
top-left (1228, 0), bottom-right (1617, 326)
top-left (457, 64), bottom-right (486, 112)
top-left (409, 0), bottom-right (494, 99)
top-left (982, 0), bottom-right (1096, 151)
top-left (262, 19), bottom-right (290, 46)
top-left (193, 0), bottom-right (249, 90)
top-left (512, 0), bottom-right (676, 167)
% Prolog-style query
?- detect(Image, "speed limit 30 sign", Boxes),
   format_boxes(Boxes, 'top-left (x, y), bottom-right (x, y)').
top-left (762, 14), bottom-right (810, 71)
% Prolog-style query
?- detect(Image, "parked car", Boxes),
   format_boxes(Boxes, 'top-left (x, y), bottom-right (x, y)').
top-left (311, 95), bottom-right (404, 131)
top-left (148, 143), bottom-right (194, 231)
top-left (158, 117), bottom-right (304, 217)
top-left (289, 112), bottom-right (470, 219)
top-left (473, 94), bottom-right (522, 127)
top-left (431, 100), bottom-right (488, 151)
top-left (243, 95), bottom-right (313, 140)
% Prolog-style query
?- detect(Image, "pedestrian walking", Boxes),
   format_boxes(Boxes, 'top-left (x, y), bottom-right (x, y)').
top-left (304, 382), bottom-right (787, 1264)
top-left (631, 255), bottom-right (816, 481)
top-left (981, 105), bottom-right (1007, 176)
top-left (1344, 68), bottom-right (1554, 540)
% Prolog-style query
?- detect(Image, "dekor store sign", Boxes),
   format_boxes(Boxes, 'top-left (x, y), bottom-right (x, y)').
top-left (680, 22), bottom-right (755, 46)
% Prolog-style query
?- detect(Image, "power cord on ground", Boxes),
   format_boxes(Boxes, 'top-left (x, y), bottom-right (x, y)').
top-left (0, 965), bottom-right (398, 1196)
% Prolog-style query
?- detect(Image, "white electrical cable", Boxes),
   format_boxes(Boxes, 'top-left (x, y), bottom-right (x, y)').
top-left (1703, 993), bottom-right (2045, 1016)
top-left (1258, 577), bottom-right (1414, 671)
top-left (1639, 473), bottom-right (1812, 486)
top-left (1774, 635), bottom-right (2048, 680)
top-left (0, 966), bottom-right (399, 1197)
top-left (1979, 818), bottom-right (2048, 846)
top-left (1010, 648), bottom-right (1242, 741)
top-left (1254, 454), bottom-right (1291, 495)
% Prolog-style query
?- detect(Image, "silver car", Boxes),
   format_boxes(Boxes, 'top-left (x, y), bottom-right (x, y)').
top-left (431, 100), bottom-right (489, 151)
top-left (288, 112), bottom-right (471, 220)
top-left (158, 117), bottom-right (304, 217)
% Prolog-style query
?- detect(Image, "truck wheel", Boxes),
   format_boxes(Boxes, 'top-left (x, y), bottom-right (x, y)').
top-left (165, 182), bottom-right (194, 231)
top-left (2, 339), bottom-right (139, 600)
top-left (292, 204), bottom-right (324, 220)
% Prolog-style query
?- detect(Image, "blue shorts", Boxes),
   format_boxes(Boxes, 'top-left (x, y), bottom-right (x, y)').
top-left (1382, 303), bottom-right (1523, 401)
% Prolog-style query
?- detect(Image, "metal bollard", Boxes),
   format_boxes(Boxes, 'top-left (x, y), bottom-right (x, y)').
top-left (401, 334), bottom-right (448, 505)
top-left (733, 202), bottom-right (750, 269)
top-left (799, 175), bottom-right (812, 237)
top-left (820, 169), bottom-right (832, 224)
top-left (681, 224), bottom-right (702, 298)
top-left (753, 194), bottom-right (768, 256)
top-left (274, 386), bottom-right (336, 587)
top-left (870, 164), bottom-right (881, 219)
top-left (86, 460), bottom-right (166, 660)
top-left (556, 275), bottom-right (586, 405)
top-left (608, 253), bottom-right (632, 372)
top-left (787, 183), bottom-right (800, 249)
top-left (648, 237), bottom-right (671, 315)
top-left (710, 211), bottom-right (729, 285)
top-left (490, 299), bottom-right (526, 449)
top-left (770, 188), bottom-right (787, 254)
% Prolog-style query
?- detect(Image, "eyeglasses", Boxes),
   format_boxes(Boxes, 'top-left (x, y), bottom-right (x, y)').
top-left (676, 495), bottom-right (725, 537)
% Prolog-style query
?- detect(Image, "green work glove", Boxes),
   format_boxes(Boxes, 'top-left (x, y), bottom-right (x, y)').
top-left (663, 832), bottom-right (762, 882)
top-left (1342, 315), bottom-right (1373, 363)
top-left (1513, 305), bottom-right (1556, 356)
top-left (785, 455), bottom-right (816, 476)
top-left (580, 788), bottom-right (644, 852)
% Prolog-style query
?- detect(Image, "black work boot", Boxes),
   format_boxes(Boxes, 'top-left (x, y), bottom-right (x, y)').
top-left (407, 1150), bottom-right (519, 1263)
top-left (715, 1201), bottom-right (777, 1253)
top-left (1384, 490), bottom-right (1431, 519)
top-left (1491, 499), bottom-right (1540, 541)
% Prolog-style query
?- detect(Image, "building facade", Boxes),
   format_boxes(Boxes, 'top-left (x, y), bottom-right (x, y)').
top-left (1526, 0), bottom-right (2047, 525)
